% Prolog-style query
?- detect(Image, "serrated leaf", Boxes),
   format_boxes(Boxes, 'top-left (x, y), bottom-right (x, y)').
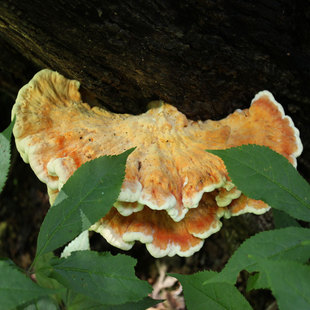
top-left (0, 259), bottom-right (53, 310)
top-left (0, 119), bottom-right (14, 193)
top-left (174, 271), bottom-right (252, 310)
top-left (36, 149), bottom-right (133, 258)
top-left (208, 145), bottom-right (310, 222)
top-left (256, 260), bottom-right (310, 310)
top-left (212, 227), bottom-right (310, 284)
top-left (50, 251), bottom-right (151, 306)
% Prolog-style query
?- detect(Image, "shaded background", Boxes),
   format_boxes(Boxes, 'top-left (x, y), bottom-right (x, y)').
top-left (1, 1), bottom-right (309, 309)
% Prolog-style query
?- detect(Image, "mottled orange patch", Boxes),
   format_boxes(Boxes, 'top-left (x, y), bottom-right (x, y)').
top-left (185, 194), bottom-right (223, 236)
top-left (229, 195), bottom-right (269, 215)
top-left (100, 206), bottom-right (202, 253)
top-left (216, 94), bottom-right (301, 165)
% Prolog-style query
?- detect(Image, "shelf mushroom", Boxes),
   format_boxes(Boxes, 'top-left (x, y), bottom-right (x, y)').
top-left (12, 69), bottom-right (303, 257)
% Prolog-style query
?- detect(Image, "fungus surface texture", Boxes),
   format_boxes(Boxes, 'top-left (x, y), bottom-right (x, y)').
top-left (12, 69), bottom-right (303, 257)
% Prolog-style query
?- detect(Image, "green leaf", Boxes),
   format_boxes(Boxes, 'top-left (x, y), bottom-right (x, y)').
top-left (174, 271), bottom-right (252, 310)
top-left (0, 119), bottom-right (14, 193)
top-left (36, 149), bottom-right (133, 258)
top-left (207, 145), bottom-right (310, 222)
top-left (213, 227), bottom-right (310, 284)
top-left (256, 260), bottom-right (310, 310)
top-left (50, 251), bottom-right (151, 306)
top-left (0, 259), bottom-right (53, 310)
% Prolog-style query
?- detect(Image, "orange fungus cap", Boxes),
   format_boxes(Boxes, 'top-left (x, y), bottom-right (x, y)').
top-left (12, 69), bottom-right (303, 257)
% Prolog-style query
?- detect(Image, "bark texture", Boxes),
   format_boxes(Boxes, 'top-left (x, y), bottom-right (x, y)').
top-left (0, 3), bottom-right (309, 110)
top-left (1, 1), bottom-right (309, 176)
top-left (0, 0), bottom-right (309, 273)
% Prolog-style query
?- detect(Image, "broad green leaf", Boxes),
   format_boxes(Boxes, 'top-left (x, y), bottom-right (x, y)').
top-left (36, 149), bottom-right (133, 258)
top-left (174, 271), bottom-right (252, 310)
top-left (0, 119), bottom-right (14, 193)
top-left (212, 227), bottom-right (310, 284)
top-left (50, 251), bottom-right (151, 306)
top-left (0, 259), bottom-right (53, 310)
top-left (272, 209), bottom-right (300, 228)
top-left (208, 145), bottom-right (310, 222)
top-left (256, 260), bottom-right (310, 310)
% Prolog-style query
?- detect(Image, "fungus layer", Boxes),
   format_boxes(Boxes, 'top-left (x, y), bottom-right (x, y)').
top-left (12, 69), bottom-right (303, 257)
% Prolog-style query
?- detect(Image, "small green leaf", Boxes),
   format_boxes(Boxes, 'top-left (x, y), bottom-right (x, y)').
top-left (34, 252), bottom-right (66, 307)
top-left (246, 272), bottom-right (269, 292)
top-left (66, 293), bottom-right (104, 310)
top-left (272, 209), bottom-right (300, 228)
top-left (207, 145), bottom-right (310, 222)
top-left (36, 149), bottom-right (133, 258)
top-left (0, 119), bottom-right (14, 193)
top-left (50, 251), bottom-right (151, 306)
top-left (212, 227), bottom-right (310, 284)
top-left (174, 271), bottom-right (252, 310)
top-left (67, 293), bottom-right (159, 310)
top-left (32, 254), bottom-right (65, 309)
top-left (108, 297), bottom-right (160, 310)
top-left (22, 297), bottom-right (60, 310)
top-left (0, 259), bottom-right (53, 310)
top-left (256, 260), bottom-right (310, 310)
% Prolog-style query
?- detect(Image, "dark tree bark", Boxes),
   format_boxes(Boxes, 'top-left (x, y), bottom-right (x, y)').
top-left (1, 0), bottom-right (309, 177)
top-left (0, 0), bottom-right (309, 284)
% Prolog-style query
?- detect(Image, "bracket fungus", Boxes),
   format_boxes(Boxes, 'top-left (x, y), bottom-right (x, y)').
top-left (12, 69), bottom-right (303, 257)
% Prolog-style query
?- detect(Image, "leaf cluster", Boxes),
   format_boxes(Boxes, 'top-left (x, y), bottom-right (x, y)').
top-left (1, 120), bottom-right (309, 310)
top-left (173, 145), bottom-right (310, 310)
top-left (0, 122), bottom-right (156, 309)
